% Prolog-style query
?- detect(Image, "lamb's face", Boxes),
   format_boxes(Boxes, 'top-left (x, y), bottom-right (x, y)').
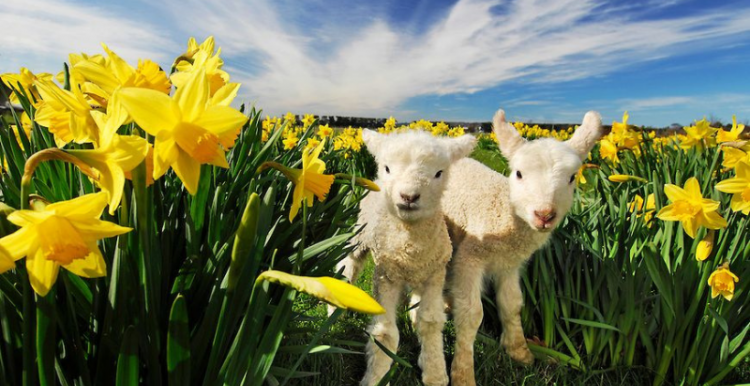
top-left (492, 108), bottom-right (603, 233)
top-left (508, 140), bottom-right (581, 232)
top-left (363, 130), bottom-right (477, 222)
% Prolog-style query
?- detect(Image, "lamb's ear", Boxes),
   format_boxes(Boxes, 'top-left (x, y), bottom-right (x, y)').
top-left (492, 109), bottom-right (525, 159)
top-left (442, 134), bottom-right (477, 162)
top-left (566, 111), bottom-right (604, 160)
top-left (361, 129), bottom-right (384, 156)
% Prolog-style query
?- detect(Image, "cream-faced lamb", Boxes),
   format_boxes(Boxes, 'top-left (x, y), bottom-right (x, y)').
top-left (336, 129), bottom-right (476, 386)
top-left (443, 109), bottom-right (603, 385)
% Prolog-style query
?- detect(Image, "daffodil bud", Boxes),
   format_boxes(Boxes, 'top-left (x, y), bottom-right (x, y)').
top-left (228, 193), bottom-right (260, 292)
top-left (696, 230), bottom-right (715, 261)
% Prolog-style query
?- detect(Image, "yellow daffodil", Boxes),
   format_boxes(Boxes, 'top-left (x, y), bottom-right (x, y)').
top-left (74, 44), bottom-right (171, 107)
top-left (0, 192), bottom-right (131, 296)
top-left (172, 37), bottom-right (230, 96)
top-left (448, 126), bottom-right (465, 137)
top-left (256, 270), bottom-right (385, 314)
top-left (118, 69), bottom-right (247, 194)
top-left (384, 116), bottom-right (396, 131)
top-left (657, 177), bottom-right (727, 238)
top-left (283, 112), bottom-right (297, 126)
top-left (680, 118), bottom-right (718, 151)
top-left (629, 193), bottom-right (656, 225)
top-left (708, 263), bottom-right (739, 301)
top-left (317, 124), bottom-right (333, 138)
top-left (0, 68), bottom-right (53, 107)
top-left (600, 138), bottom-right (620, 164)
top-left (258, 140), bottom-right (335, 222)
top-left (721, 147), bottom-right (750, 170)
top-left (302, 114), bottom-right (316, 128)
top-left (696, 230), bottom-right (715, 261)
top-left (66, 96), bottom-right (150, 214)
top-left (304, 137), bottom-right (321, 153)
top-left (34, 79), bottom-right (99, 146)
top-left (611, 111), bottom-right (641, 151)
top-left (283, 134), bottom-right (299, 150)
top-left (715, 161), bottom-right (750, 214)
top-left (608, 174), bottom-right (648, 183)
top-left (717, 115), bottom-right (746, 143)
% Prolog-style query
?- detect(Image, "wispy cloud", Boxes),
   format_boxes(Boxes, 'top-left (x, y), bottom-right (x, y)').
top-left (158, 0), bottom-right (750, 117)
top-left (0, 0), bottom-right (175, 74)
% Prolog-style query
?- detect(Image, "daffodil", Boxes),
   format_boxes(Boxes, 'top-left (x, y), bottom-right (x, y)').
top-left (66, 96), bottom-right (150, 214)
top-left (118, 69), bottom-right (247, 194)
top-left (680, 118), bottom-right (718, 151)
top-left (656, 177), bottom-right (727, 238)
top-left (721, 147), bottom-right (750, 170)
top-left (34, 79), bottom-right (99, 146)
top-left (304, 137), bottom-right (321, 153)
top-left (0, 67), bottom-right (53, 107)
top-left (611, 111), bottom-right (641, 151)
top-left (283, 134), bottom-right (299, 150)
top-left (256, 270), bottom-right (384, 314)
top-left (283, 112), bottom-right (296, 126)
top-left (0, 192), bottom-right (131, 296)
top-left (74, 44), bottom-right (171, 107)
top-left (600, 138), bottom-right (620, 164)
top-left (258, 139), bottom-right (335, 222)
top-left (629, 193), bottom-right (656, 225)
top-left (716, 115), bottom-right (746, 143)
top-left (302, 114), bottom-right (316, 128)
top-left (708, 263), bottom-right (739, 301)
top-left (172, 37), bottom-right (230, 96)
top-left (317, 124), bottom-right (333, 138)
top-left (715, 161), bottom-right (750, 214)
top-left (608, 174), bottom-right (648, 183)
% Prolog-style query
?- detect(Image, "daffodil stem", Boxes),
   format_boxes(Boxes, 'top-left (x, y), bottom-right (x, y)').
top-left (36, 290), bottom-right (56, 386)
top-left (22, 148), bottom-right (99, 185)
top-left (295, 205), bottom-right (307, 275)
top-left (19, 177), bottom-right (36, 386)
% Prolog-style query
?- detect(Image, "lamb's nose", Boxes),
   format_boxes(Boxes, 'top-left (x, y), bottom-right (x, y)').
top-left (534, 209), bottom-right (557, 223)
top-left (400, 193), bottom-right (420, 204)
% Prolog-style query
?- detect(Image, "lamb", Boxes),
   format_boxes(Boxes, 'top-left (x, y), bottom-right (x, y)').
top-left (443, 108), bottom-right (604, 386)
top-left (336, 129), bottom-right (477, 386)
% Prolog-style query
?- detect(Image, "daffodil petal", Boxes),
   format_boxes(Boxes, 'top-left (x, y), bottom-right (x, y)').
top-left (663, 184), bottom-right (690, 203)
top-left (656, 204), bottom-right (681, 221)
top-left (118, 87), bottom-right (180, 136)
top-left (63, 242), bottom-right (107, 278)
top-left (7, 210), bottom-right (50, 227)
top-left (74, 60), bottom-right (120, 95)
top-left (210, 82), bottom-right (240, 106)
top-left (702, 211), bottom-right (728, 230)
top-left (46, 192), bottom-right (108, 221)
top-left (26, 248), bottom-right (60, 297)
top-left (0, 226), bottom-right (35, 261)
top-left (174, 68), bottom-right (209, 122)
top-left (683, 177), bottom-right (702, 198)
top-left (171, 150), bottom-right (202, 195)
top-left (0, 250), bottom-right (14, 273)
top-left (715, 178), bottom-right (749, 194)
top-left (195, 105), bottom-right (248, 136)
top-left (682, 216), bottom-right (698, 239)
top-left (154, 133), bottom-right (179, 179)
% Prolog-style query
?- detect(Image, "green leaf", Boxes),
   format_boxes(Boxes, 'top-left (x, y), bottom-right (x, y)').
top-left (116, 326), bottom-right (140, 386)
top-left (167, 295), bottom-right (191, 386)
top-left (561, 317), bottom-right (621, 332)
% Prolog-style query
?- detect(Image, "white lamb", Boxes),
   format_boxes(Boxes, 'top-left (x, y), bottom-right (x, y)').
top-left (336, 129), bottom-right (476, 386)
top-left (443, 108), bottom-right (603, 386)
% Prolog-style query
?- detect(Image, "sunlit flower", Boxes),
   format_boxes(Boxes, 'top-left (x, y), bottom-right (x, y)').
top-left (0, 68), bottom-right (53, 107)
top-left (680, 118), bottom-right (718, 151)
top-left (172, 37), bottom-right (230, 96)
top-left (708, 263), bottom-right (739, 301)
top-left (66, 97), bottom-right (149, 214)
top-left (0, 192), bottom-right (131, 296)
top-left (284, 112), bottom-right (297, 126)
top-left (716, 115), bottom-right (746, 143)
top-left (715, 160), bottom-right (750, 214)
top-left (118, 68), bottom-right (247, 194)
top-left (629, 193), bottom-right (656, 225)
top-left (600, 138), bottom-right (620, 164)
top-left (34, 79), bottom-right (99, 146)
top-left (283, 134), bottom-right (299, 150)
top-left (302, 114), bottom-right (316, 128)
top-left (656, 177), bottom-right (727, 238)
top-left (74, 44), bottom-right (171, 107)
top-left (317, 124), bottom-right (333, 138)
top-left (256, 270), bottom-right (384, 314)
top-left (304, 137), bottom-right (321, 153)
top-left (721, 147), bottom-right (750, 170)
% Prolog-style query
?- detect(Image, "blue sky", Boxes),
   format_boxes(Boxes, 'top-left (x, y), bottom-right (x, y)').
top-left (2, 0), bottom-right (750, 127)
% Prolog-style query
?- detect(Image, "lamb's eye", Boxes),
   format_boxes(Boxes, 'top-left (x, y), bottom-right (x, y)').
top-left (385, 166), bottom-right (390, 174)
top-left (569, 174), bottom-right (576, 184)
top-left (435, 170), bottom-right (443, 178)
top-left (516, 170), bottom-right (523, 179)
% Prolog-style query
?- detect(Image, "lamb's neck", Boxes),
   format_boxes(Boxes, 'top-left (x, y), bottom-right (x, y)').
top-left (387, 211), bottom-right (443, 235)
top-left (508, 209), bottom-right (553, 250)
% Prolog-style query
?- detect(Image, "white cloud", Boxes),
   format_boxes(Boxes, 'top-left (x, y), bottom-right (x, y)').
top-left (0, 0), bottom-right (176, 74)
top-left (161, 0), bottom-right (750, 118)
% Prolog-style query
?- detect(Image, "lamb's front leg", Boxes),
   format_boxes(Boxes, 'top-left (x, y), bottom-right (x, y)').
top-left (413, 269), bottom-right (449, 386)
top-left (494, 268), bottom-right (534, 364)
top-left (361, 273), bottom-right (403, 386)
top-left (449, 255), bottom-right (485, 386)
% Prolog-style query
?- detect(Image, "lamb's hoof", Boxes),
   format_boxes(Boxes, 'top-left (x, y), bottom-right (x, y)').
top-left (507, 344), bottom-right (534, 365)
top-left (450, 366), bottom-right (476, 386)
top-left (422, 372), bottom-right (449, 386)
